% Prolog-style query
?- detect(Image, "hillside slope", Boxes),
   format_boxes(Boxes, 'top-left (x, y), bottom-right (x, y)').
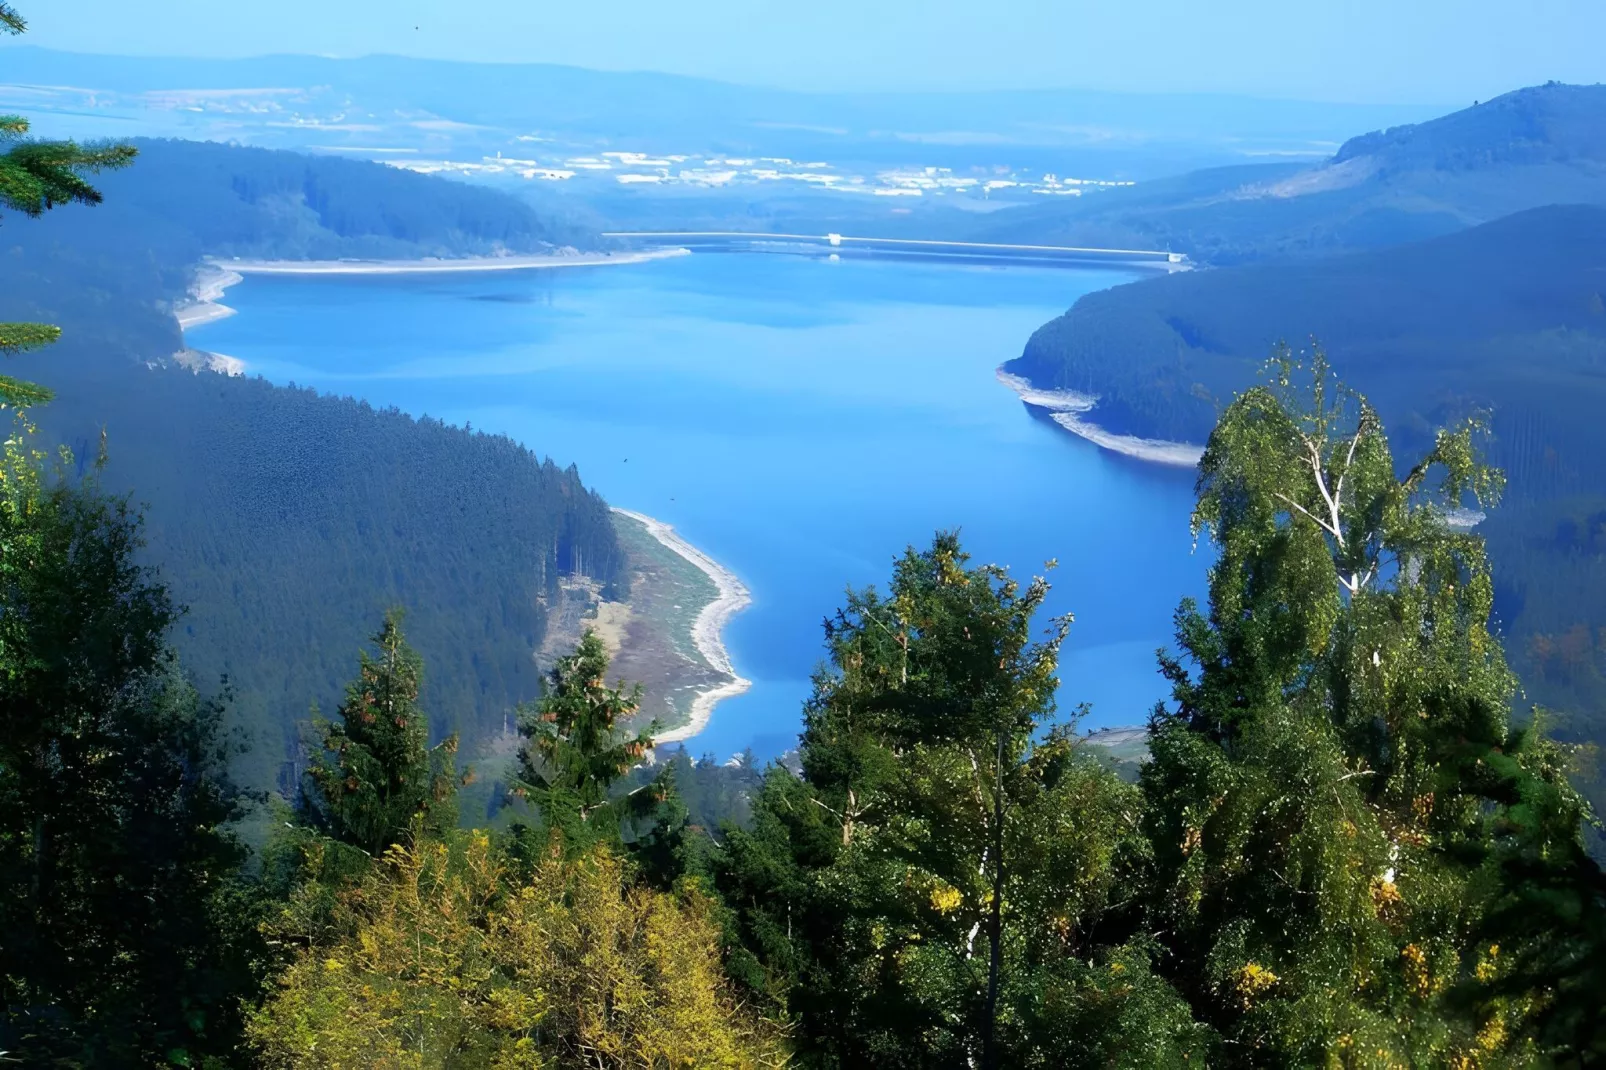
top-left (30, 137), bottom-right (594, 266)
top-left (1008, 204), bottom-right (1606, 475)
top-left (975, 83), bottom-right (1606, 264)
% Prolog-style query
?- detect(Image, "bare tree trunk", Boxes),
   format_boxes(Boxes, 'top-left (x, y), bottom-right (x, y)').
top-left (982, 732), bottom-right (1006, 1070)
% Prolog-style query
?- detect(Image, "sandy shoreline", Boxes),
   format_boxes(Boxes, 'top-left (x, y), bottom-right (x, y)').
top-left (610, 508), bottom-right (752, 744)
top-left (175, 266), bottom-right (244, 329)
top-left (996, 369), bottom-right (1204, 468)
top-left (216, 248), bottom-right (689, 276)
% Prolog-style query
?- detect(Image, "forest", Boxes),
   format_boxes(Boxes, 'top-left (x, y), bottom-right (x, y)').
top-left (5, 334), bottom-right (1604, 1065)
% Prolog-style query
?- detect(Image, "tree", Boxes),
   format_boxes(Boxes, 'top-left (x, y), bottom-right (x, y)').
top-left (248, 830), bottom-right (790, 1068)
top-left (1464, 716), bottom-right (1606, 1064)
top-left (302, 610), bottom-right (461, 857)
top-left (514, 629), bottom-right (658, 851)
top-left (733, 534), bottom-right (1203, 1068)
top-left (1142, 345), bottom-right (1594, 1065)
top-left (711, 766), bottom-right (840, 1016)
top-left (0, 430), bottom-right (256, 1065)
top-left (0, 1), bottom-right (136, 407)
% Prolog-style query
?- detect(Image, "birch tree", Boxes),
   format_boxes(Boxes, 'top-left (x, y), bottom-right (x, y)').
top-left (1143, 346), bottom-right (1582, 1066)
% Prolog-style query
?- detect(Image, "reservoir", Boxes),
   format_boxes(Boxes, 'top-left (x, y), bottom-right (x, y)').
top-left (189, 251), bottom-right (1208, 758)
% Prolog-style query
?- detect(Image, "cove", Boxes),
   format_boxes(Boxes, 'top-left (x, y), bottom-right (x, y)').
top-left (188, 252), bottom-right (1209, 758)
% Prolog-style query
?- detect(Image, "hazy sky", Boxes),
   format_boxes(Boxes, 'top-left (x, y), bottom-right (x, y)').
top-left (8, 0), bottom-right (1601, 104)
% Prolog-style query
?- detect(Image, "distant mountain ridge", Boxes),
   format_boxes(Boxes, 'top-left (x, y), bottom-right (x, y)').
top-left (1333, 82), bottom-right (1606, 170)
top-left (974, 82), bottom-right (1606, 264)
top-left (0, 44), bottom-right (1435, 179)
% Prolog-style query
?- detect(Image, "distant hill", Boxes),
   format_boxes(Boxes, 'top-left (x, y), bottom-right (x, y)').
top-left (974, 83), bottom-right (1606, 264)
top-left (25, 138), bottom-right (593, 267)
top-left (1007, 203), bottom-right (1606, 469)
top-left (1003, 202), bottom-right (1606, 804)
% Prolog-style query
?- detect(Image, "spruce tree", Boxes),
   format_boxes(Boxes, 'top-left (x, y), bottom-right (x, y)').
top-left (302, 611), bottom-right (460, 856)
top-left (514, 629), bottom-right (659, 851)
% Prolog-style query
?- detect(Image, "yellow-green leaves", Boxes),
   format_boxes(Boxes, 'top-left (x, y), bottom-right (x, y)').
top-left (249, 833), bottom-right (788, 1068)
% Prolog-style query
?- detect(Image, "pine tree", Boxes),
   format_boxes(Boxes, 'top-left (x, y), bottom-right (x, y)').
top-left (1142, 345), bottom-right (1597, 1065)
top-left (302, 611), bottom-right (461, 857)
top-left (514, 629), bottom-right (658, 850)
top-left (0, 2), bottom-right (135, 407)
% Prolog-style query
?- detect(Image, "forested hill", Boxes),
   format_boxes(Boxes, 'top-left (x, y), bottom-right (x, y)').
top-left (1, 139), bottom-right (621, 791)
top-left (26, 137), bottom-right (596, 268)
top-left (1007, 203), bottom-right (1606, 464)
top-left (973, 82), bottom-right (1606, 265)
top-left (36, 351), bottom-right (624, 793)
top-left (1333, 81), bottom-right (1606, 171)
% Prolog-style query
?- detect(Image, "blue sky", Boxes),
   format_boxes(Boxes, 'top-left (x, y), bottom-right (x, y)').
top-left (9, 0), bottom-right (1602, 104)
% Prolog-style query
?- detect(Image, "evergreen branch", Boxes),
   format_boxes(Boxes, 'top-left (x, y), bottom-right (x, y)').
top-left (0, 321), bottom-right (60, 354)
top-left (0, 139), bottom-right (138, 216)
top-left (0, 3), bottom-right (25, 34)
top-left (0, 373), bottom-right (53, 407)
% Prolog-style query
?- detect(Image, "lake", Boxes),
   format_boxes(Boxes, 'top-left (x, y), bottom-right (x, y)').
top-left (189, 251), bottom-right (1208, 759)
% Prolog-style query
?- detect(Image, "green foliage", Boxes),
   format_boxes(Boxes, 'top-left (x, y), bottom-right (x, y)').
top-left (720, 534), bottom-right (1205, 1068)
top-left (514, 630), bottom-right (659, 852)
top-left (0, 126), bottom-right (620, 794)
top-left (248, 830), bottom-right (790, 1068)
top-left (711, 766), bottom-right (839, 1014)
top-left (0, 118), bottom-right (135, 219)
top-left (0, 422), bottom-right (257, 1065)
top-left (1461, 718), bottom-right (1606, 1063)
top-left (34, 359), bottom-right (626, 797)
top-left (302, 611), bottom-right (462, 857)
top-left (1141, 353), bottom-right (1597, 1065)
top-left (1008, 204), bottom-right (1606, 848)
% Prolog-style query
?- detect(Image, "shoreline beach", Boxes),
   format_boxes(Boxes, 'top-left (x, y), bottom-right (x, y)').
top-left (175, 266), bottom-right (244, 329)
top-left (996, 368), bottom-right (1203, 468)
top-left (610, 508), bottom-right (752, 744)
top-left (216, 247), bottom-right (689, 276)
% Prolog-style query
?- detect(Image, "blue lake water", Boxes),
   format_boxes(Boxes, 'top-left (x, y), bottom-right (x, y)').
top-left (189, 252), bottom-right (1209, 759)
